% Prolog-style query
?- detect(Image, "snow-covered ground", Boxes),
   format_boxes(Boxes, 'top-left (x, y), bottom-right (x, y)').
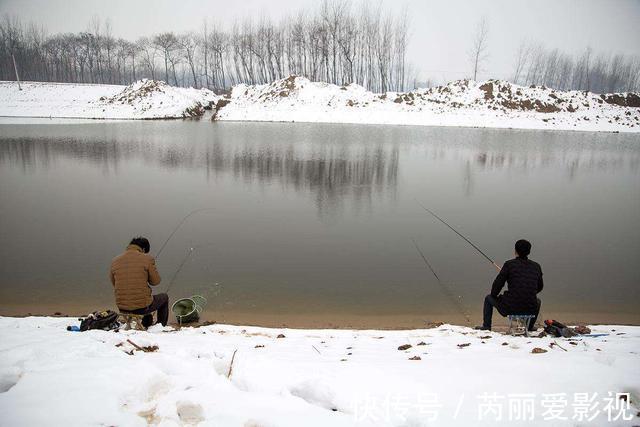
top-left (216, 76), bottom-right (640, 132)
top-left (1, 317), bottom-right (638, 426)
top-left (1, 77), bottom-right (639, 132)
top-left (0, 80), bottom-right (218, 119)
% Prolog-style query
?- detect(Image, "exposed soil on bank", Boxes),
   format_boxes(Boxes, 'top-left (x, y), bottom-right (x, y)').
top-left (1, 302), bottom-right (638, 330)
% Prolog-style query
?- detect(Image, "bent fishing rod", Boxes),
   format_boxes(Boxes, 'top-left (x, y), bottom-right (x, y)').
top-left (411, 238), bottom-right (471, 324)
top-left (415, 200), bottom-right (501, 271)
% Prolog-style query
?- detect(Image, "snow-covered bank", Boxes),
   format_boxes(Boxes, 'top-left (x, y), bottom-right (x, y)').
top-left (0, 80), bottom-right (218, 119)
top-left (1, 317), bottom-right (638, 426)
top-left (2, 77), bottom-right (639, 132)
top-left (215, 76), bottom-right (640, 132)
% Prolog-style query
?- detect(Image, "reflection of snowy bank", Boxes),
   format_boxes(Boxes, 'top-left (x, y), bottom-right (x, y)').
top-left (215, 76), bottom-right (640, 133)
top-left (0, 80), bottom-right (217, 119)
top-left (0, 316), bottom-right (638, 425)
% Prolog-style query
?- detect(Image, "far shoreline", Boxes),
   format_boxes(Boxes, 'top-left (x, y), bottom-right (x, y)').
top-left (0, 114), bottom-right (634, 135)
top-left (2, 78), bottom-right (639, 133)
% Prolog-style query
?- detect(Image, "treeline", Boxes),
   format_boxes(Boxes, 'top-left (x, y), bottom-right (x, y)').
top-left (512, 42), bottom-right (640, 93)
top-left (0, 1), bottom-right (410, 92)
top-left (3, 5), bottom-right (640, 95)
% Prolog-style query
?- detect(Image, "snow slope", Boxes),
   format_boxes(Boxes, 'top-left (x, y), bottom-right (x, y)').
top-left (215, 76), bottom-right (640, 132)
top-left (0, 80), bottom-right (218, 119)
top-left (1, 317), bottom-right (638, 426)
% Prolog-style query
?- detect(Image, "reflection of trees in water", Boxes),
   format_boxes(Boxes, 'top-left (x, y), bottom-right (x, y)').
top-left (0, 137), bottom-right (399, 216)
top-left (471, 150), bottom-right (632, 175)
top-left (226, 146), bottom-right (399, 217)
top-left (461, 146), bottom-right (637, 195)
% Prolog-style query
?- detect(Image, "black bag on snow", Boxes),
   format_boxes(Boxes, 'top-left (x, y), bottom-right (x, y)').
top-left (544, 319), bottom-right (576, 338)
top-left (80, 310), bottom-right (119, 331)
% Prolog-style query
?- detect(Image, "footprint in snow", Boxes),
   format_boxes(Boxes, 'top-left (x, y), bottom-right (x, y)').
top-left (177, 401), bottom-right (204, 424)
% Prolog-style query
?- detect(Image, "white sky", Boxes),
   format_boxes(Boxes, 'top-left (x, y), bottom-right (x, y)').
top-left (2, 0), bottom-right (639, 82)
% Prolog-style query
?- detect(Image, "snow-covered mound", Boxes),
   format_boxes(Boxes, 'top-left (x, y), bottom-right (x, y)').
top-left (101, 79), bottom-right (218, 118)
top-left (0, 80), bottom-right (218, 120)
top-left (214, 76), bottom-right (640, 132)
top-left (0, 316), bottom-right (638, 426)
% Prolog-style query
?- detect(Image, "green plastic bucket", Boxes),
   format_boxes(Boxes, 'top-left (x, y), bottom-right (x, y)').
top-left (171, 295), bottom-right (207, 324)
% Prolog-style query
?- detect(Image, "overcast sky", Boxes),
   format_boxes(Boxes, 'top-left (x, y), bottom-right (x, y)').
top-left (2, 0), bottom-right (639, 82)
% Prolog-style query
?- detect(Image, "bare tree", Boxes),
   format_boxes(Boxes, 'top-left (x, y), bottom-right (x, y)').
top-left (152, 32), bottom-right (178, 83)
top-left (201, 20), bottom-right (209, 88)
top-left (179, 32), bottom-right (200, 86)
top-left (468, 17), bottom-right (489, 81)
top-left (512, 39), bottom-right (532, 84)
top-left (137, 37), bottom-right (157, 80)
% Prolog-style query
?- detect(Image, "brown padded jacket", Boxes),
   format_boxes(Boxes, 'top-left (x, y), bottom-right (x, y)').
top-left (110, 244), bottom-right (161, 310)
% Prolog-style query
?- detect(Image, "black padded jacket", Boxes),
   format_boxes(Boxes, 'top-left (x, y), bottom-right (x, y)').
top-left (491, 257), bottom-right (543, 314)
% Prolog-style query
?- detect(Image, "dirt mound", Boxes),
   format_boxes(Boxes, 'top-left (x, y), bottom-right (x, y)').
top-left (104, 79), bottom-right (168, 105)
top-left (100, 79), bottom-right (217, 118)
top-left (475, 80), bottom-right (561, 113)
top-left (255, 75), bottom-right (305, 101)
top-left (601, 93), bottom-right (640, 108)
top-left (479, 82), bottom-right (494, 100)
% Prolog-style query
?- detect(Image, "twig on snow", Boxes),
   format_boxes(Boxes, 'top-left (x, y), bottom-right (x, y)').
top-left (227, 349), bottom-right (238, 379)
top-left (126, 339), bottom-right (144, 351)
top-left (551, 340), bottom-right (568, 352)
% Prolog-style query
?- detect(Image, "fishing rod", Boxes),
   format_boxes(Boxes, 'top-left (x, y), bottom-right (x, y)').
top-left (411, 238), bottom-right (441, 283)
top-left (411, 238), bottom-right (471, 324)
top-left (415, 200), bottom-right (501, 271)
top-left (155, 208), bottom-right (215, 260)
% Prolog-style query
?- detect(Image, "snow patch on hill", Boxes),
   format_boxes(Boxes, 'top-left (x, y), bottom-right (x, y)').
top-left (100, 79), bottom-right (217, 118)
top-left (214, 76), bottom-right (640, 132)
top-left (0, 80), bottom-right (218, 119)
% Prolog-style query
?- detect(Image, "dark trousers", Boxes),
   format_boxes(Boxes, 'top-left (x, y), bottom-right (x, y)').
top-left (128, 293), bottom-right (169, 327)
top-left (483, 295), bottom-right (541, 330)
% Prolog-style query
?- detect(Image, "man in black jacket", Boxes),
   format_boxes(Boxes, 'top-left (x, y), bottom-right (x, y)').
top-left (476, 239), bottom-right (543, 331)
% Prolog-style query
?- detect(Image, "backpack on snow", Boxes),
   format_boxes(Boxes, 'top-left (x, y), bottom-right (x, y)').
top-left (80, 310), bottom-right (119, 331)
top-left (544, 319), bottom-right (577, 338)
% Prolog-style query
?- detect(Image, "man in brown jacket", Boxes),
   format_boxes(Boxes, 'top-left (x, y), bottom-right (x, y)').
top-left (110, 236), bottom-right (168, 327)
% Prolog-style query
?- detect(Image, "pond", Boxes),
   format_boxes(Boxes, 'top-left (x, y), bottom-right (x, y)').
top-left (1, 119), bottom-right (638, 327)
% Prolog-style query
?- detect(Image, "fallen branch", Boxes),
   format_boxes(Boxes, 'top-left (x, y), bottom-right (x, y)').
top-left (551, 341), bottom-right (568, 352)
top-left (227, 349), bottom-right (238, 379)
top-left (125, 339), bottom-right (159, 353)
top-left (127, 339), bottom-right (144, 351)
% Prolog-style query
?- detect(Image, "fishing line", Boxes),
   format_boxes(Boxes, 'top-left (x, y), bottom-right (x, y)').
top-left (415, 199), bottom-right (501, 271)
top-left (165, 242), bottom-right (222, 294)
top-left (166, 246), bottom-right (195, 293)
top-left (155, 208), bottom-right (216, 260)
top-left (411, 238), bottom-right (471, 324)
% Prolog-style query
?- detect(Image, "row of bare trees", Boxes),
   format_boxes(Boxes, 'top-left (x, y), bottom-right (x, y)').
top-left (3, 7), bottom-right (639, 94)
top-left (0, 1), bottom-right (410, 92)
top-left (511, 41), bottom-right (640, 93)
top-left (466, 17), bottom-right (639, 93)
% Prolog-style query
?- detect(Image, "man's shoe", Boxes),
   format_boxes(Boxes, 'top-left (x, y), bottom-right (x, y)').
top-left (474, 326), bottom-right (490, 331)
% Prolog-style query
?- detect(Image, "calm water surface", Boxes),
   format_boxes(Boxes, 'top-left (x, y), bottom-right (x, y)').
top-left (0, 120), bottom-right (638, 326)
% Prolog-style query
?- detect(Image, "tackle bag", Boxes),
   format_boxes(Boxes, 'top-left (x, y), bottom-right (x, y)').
top-left (79, 310), bottom-right (119, 331)
top-left (543, 319), bottom-right (577, 338)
